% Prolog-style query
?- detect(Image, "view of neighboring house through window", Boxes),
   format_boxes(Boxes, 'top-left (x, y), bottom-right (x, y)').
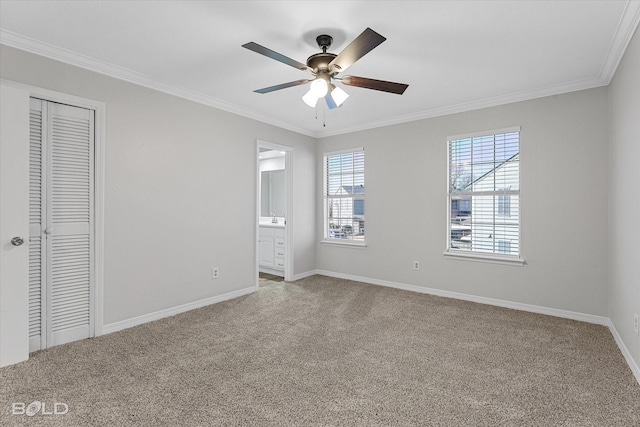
top-left (323, 148), bottom-right (365, 242)
top-left (498, 193), bottom-right (511, 217)
top-left (448, 128), bottom-right (520, 256)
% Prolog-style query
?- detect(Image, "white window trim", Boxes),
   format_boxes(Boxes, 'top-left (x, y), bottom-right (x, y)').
top-left (447, 126), bottom-right (521, 142)
top-left (321, 239), bottom-right (368, 249)
top-left (324, 147), bottom-right (364, 156)
top-left (322, 147), bottom-right (366, 247)
top-left (443, 250), bottom-right (525, 266)
top-left (445, 126), bottom-right (524, 266)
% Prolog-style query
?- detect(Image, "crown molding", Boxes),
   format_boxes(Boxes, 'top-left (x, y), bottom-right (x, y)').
top-left (317, 0), bottom-right (640, 139)
top-left (315, 76), bottom-right (608, 138)
top-left (0, 29), bottom-right (316, 138)
top-left (315, 2), bottom-right (640, 139)
top-left (599, 0), bottom-right (640, 85)
top-left (3, 0), bottom-right (639, 141)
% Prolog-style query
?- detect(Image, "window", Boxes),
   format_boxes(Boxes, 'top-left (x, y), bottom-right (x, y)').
top-left (323, 148), bottom-right (365, 243)
top-left (447, 128), bottom-right (520, 260)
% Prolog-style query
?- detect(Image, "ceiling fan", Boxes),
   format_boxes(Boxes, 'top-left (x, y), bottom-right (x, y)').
top-left (242, 28), bottom-right (409, 109)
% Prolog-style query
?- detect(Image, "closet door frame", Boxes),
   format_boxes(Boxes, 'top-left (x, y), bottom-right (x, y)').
top-left (2, 78), bottom-right (106, 339)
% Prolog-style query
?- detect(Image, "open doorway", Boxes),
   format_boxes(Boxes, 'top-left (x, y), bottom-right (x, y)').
top-left (256, 140), bottom-right (293, 289)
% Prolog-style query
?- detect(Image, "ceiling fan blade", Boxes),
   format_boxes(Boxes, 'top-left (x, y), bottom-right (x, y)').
top-left (254, 79), bottom-right (311, 94)
top-left (242, 42), bottom-right (310, 72)
top-left (328, 28), bottom-right (386, 73)
top-left (340, 76), bottom-right (409, 95)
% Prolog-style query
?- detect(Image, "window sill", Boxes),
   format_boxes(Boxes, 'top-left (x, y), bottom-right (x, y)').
top-left (321, 239), bottom-right (367, 249)
top-left (443, 250), bottom-right (525, 266)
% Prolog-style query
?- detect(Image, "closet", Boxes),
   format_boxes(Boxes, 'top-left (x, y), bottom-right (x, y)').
top-left (29, 98), bottom-right (95, 352)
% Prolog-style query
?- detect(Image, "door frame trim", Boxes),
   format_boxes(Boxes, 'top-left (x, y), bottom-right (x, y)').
top-left (256, 139), bottom-right (294, 288)
top-left (1, 78), bottom-right (106, 338)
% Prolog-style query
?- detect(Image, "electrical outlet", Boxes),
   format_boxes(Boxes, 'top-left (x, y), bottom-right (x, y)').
top-left (634, 313), bottom-right (639, 336)
top-left (413, 261), bottom-right (420, 271)
top-left (212, 267), bottom-right (219, 279)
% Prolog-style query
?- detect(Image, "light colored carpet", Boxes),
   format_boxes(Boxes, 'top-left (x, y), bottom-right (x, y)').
top-left (1, 275), bottom-right (639, 426)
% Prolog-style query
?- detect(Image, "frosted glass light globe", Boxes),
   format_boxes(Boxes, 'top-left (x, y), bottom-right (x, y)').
top-left (310, 78), bottom-right (328, 97)
top-left (302, 89), bottom-right (318, 107)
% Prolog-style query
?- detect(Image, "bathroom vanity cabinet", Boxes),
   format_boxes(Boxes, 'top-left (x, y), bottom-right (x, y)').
top-left (259, 225), bottom-right (285, 276)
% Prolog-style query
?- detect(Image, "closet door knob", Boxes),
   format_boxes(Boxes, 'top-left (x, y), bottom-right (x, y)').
top-left (11, 237), bottom-right (25, 246)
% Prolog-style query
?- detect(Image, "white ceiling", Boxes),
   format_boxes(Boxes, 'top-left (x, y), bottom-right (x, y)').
top-left (1, 1), bottom-right (639, 137)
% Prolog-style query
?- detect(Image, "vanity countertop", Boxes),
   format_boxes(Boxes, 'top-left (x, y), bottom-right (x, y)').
top-left (259, 222), bottom-right (285, 229)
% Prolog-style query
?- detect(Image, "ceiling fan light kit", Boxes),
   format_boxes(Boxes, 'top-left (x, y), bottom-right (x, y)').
top-left (302, 87), bottom-right (320, 108)
top-left (329, 85), bottom-right (349, 106)
top-left (310, 77), bottom-right (329, 97)
top-left (242, 28), bottom-right (408, 111)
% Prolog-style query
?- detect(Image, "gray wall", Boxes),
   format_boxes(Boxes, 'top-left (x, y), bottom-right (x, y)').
top-left (316, 87), bottom-right (610, 316)
top-left (0, 45), bottom-right (316, 325)
top-left (1, 37), bottom-right (635, 370)
top-left (609, 28), bottom-right (640, 371)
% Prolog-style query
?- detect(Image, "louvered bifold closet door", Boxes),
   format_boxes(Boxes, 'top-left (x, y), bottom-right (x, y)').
top-left (48, 102), bottom-right (94, 347)
top-left (28, 98), bottom-right (45, 352)
top-left (28, 98), bottom-right (95, 351)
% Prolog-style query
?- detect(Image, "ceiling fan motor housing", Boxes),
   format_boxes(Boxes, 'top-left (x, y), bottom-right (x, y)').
top-left (307, 34), bottom-right (338, 75)
top-left (307, 52), bottom-right (337, 73)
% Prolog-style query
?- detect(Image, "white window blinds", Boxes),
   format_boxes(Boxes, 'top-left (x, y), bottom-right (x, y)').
top-left (323, 148), bottom-right (365, 242)
top-left (448, 129), bottom-right (520, 257)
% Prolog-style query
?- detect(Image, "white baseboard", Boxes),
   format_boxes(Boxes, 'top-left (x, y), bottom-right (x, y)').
top-left (607, 320), bottom-right (640, 385)
top-left (291, 270), bottom-right (319, 281)
top-left (315, 270), bottom-right (609, 325)
top-left (314, 270), bottom-right (640, 385)
top-left (101, 286), bottom-right (255, 335)
top-left (100, 270), bottom-right (639, 386)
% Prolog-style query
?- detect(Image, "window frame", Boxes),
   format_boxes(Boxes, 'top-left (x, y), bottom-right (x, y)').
top-left (444, 127), bottom-right (524, 266)
top-left (321, 147), bottom-right (367, 248)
